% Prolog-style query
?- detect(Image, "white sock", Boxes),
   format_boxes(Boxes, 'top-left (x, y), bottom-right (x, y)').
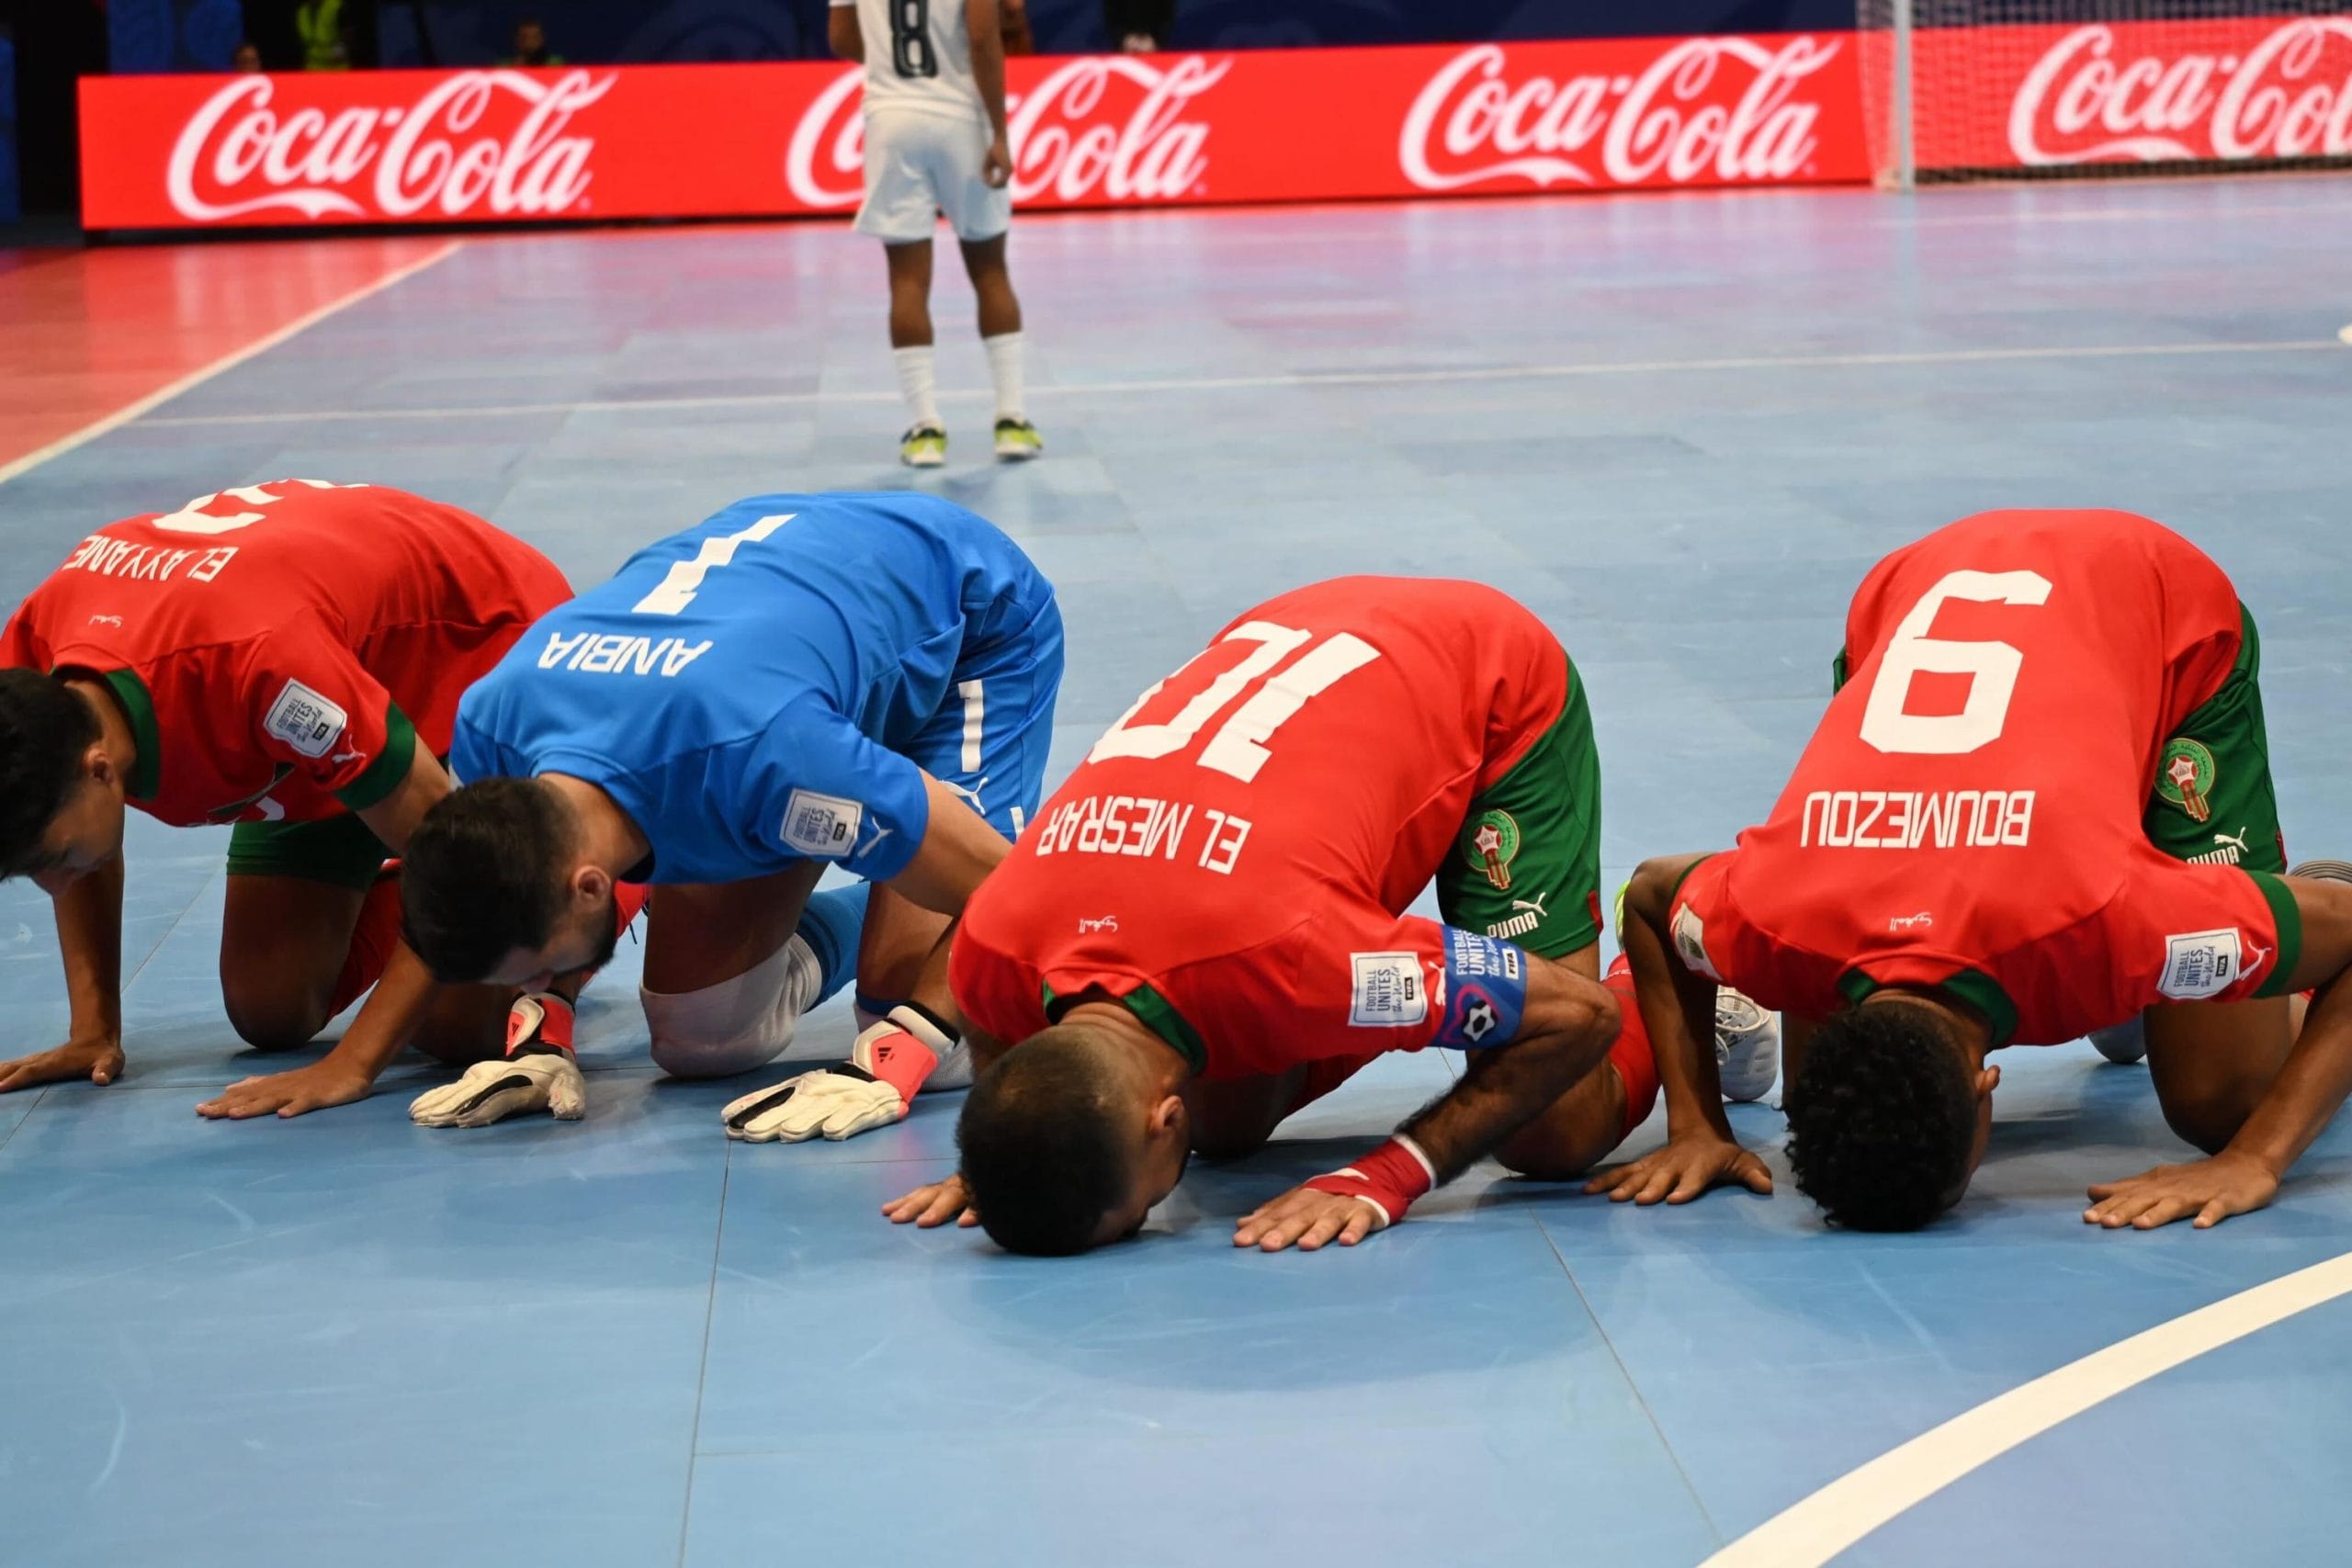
top-left (893, 345), bottom-right (940, 431)
top-left (983, 333), bottom-right (1025, 423)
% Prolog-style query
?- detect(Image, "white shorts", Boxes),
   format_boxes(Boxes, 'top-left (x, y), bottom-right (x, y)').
top-left (855, 109), bottom-right (1012, 244)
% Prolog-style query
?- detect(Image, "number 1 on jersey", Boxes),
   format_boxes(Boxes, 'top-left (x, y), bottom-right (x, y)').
top-left (1088, 621), bottom-right (1383, 783)
top-left (632, 513), bottom-right (794, 615)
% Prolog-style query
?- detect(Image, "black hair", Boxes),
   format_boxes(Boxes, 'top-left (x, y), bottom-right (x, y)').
top-left (401, 777), bottom-right (575, 982)
top-left (0, 669), bottom-right (101, 879)
top-left (958, 1029), bottom-right (1138, 1256)
top-left (1785, 999), bottom-right (1978, 1231)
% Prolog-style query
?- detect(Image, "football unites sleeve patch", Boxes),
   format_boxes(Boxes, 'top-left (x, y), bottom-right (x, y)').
top-left (753, 706), bottom-right (932, 882)
top-left (247, 619), bottom-right (398, 798)
top-left (1348, 951), bottom-right (1430, 1028)
top-left (780, 787), bottom-right (865, 858)
top-left (1431, 927), bottom-right (1529, 1049)
top-left (264, 679), bottom-right (349, 758)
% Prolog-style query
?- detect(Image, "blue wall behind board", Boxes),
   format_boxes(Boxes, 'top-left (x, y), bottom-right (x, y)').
top-left (109, 0), bottom-right (245, 72)
top-left (378, 0), bottom-right (1853, 68)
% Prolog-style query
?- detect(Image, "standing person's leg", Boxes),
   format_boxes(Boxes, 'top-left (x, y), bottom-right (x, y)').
top-left (885, 242), bottom-right (945, 466)
top-left (855, 110), bottom-right (950, 464)
top-left (933, 112), bottom-right (1038, 461)
top-left (958, 234), bottom-right (1038, 459)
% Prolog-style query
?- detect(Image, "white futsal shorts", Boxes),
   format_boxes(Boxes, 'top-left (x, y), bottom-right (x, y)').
top-left (855, 109), bottom-right (1012, 244)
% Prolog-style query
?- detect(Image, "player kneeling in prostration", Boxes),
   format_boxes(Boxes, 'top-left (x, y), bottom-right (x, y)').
top-left (1609, 508), bottom-right (2352, 1232)
top-left (888, 578), bottom-right (1771, 1255)
top-left (0, 479), bottom-right (639, 1116)
top-left (397, 492), bottom-right (1062, 1134)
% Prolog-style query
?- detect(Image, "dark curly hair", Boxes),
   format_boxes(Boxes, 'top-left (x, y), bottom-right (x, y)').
top-left (1785, 999), bottom-right (1977, 1231)
top-left (0, 669), bottom-right (101, 880)
top-left (401, 777), bottom-right (580, 982)
top-left (958, 1027), bottom-right (1137, 1256)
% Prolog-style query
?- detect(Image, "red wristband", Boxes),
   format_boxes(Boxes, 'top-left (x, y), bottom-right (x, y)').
top-left (852, 1005), bottom-right (956, 1102)
top-left (506, 991), bottom-right (575, 1055)
top-left (1303, 1135), bottom-right (1437, 1227)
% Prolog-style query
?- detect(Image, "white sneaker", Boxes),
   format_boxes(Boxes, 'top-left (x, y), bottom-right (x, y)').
top-left (1714, 989), bottom-right (1781, 1103)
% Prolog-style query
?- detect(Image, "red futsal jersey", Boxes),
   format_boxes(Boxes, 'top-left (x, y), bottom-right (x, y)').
top-left (1669, 510), bottom-right (2296, 1045)
top-left (1, 480), bottom-right (570, 827)
top-left (954, 578), bottom-right (1568, 1077)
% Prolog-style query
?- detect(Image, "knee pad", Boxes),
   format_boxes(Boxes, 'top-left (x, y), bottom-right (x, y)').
top-left (642, 935), bottom-right (824, 1079)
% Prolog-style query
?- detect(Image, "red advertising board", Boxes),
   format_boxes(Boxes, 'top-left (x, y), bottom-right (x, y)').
top-left (1917, 15), bottom-right (2352, 171)
top-left (78, 36), bottom-right (1869, 230)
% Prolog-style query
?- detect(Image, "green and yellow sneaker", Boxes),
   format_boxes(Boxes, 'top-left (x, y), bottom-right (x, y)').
top-left (993, 418), bottom-right (1044, 462)
top-left (900, 424), bottom-right (947, 468)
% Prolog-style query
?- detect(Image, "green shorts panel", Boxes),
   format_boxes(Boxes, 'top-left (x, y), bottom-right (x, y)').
top-left (2144, 605), bottom-right (2286, 874)
top-left (225, 810), bottom-right (394, 893)
top-left (1434, 660), bottom-right (1603, 959)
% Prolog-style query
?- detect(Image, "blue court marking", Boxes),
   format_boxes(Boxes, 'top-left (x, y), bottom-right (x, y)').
top-left (3, 176), bottom-right (2352, 1566)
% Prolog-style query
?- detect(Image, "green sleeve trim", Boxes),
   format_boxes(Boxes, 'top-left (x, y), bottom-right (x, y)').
top-left (2248, 869), bottom-right (2302, 998)
top-left (98, 669), bottom-right (163, 802)
top-left (1665, 852), bottom-right (1715, 907)
top-left (1040, 978), bottom-right (1207, 1074)
top-left (1831, 649), bottom-right (1850, 694)
top-left (1836, 965), bottom-right (2019, 1047)
top-left (334, 701), bottom-right (418, 813)
top-left (1665, 860), bottom-right (1721, 907)
top-left (1940, 968), bottom-right (2020, 1047)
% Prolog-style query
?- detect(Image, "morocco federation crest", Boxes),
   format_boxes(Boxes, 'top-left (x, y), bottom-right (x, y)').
top-left (1464, 809), bottom-right (1521, 891)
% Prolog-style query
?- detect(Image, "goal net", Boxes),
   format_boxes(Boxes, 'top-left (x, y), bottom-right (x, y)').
top-left (1856, 0), bottom-right (2352, 185)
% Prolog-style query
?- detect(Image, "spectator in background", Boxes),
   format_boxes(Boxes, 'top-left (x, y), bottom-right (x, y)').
top-left (503, 17), bottom-right (563, 67)
top-left (1001, 0), bottom-right (1035, 55)
top-left (1103, 0), bottom-right (1171, 52)
top-left (296, 0), bottom-right (352, 69)
top-left (233, 40), bottom-right (265, 72)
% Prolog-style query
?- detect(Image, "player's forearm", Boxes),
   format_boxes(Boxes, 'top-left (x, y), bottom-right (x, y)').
top-left (1400, 969), bottom-right (1619, 1181)
top-left (313, 942), bottom-right (440, 1083)
top-left (1624, 855), bottom-right (1734, 1138)
top-left (54, 857), bottom-right (125, 1043)
top-left (970, 27), bottom-right (1011, 138)
top-left (906, 919), bottom-right (968, 1036)
top-left (828, 9), bottom-right (865, 62)
top-left (2224, 979), bottom-right (2352, 1177)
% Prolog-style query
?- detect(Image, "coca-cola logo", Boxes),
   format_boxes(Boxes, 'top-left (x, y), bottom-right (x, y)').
top-left (2011, 19), bottom-right (2352, 164)
top-left (785, 56), bottom-right (1227, 209)
top-left (165, 70), bottom-right (613, 221)
top-left (1399, 39), bottom-right (1839, 190)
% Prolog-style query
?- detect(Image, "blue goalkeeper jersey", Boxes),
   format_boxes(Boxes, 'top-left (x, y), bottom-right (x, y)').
top-left (452, 492), bottom-right (1057, 886)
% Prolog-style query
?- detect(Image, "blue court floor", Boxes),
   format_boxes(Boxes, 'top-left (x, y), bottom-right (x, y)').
top-left (4, 175), bottom-right (2352, 1568)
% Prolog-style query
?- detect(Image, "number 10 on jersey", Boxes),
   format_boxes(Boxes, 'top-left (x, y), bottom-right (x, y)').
top-left (1088, 621), bottom-right (1384, 783)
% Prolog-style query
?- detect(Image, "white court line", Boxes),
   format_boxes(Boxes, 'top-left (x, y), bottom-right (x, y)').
top-left (0, 239), bottom-right (464, 489)
top-left (132, 336), bottom-right (2343, 430)
top-left (1701, 1248), bottom-right (2352, 1568)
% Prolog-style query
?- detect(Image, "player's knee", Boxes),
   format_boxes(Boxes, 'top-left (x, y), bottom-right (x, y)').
top-left (641, 940), bottom-right (814, 1080)
top-left (1492, 1121), bottom-right (1593, 1181)
top-left (409, 990), bottom-right (508, 1067)
top-left (220, 979), bottom-right (331, 1054)
top-left (2161, 1091), bottom-right (2254, 1156)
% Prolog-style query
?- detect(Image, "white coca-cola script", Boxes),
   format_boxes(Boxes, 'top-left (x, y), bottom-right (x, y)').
top-left (165, 70), bottom-right (613, 221)
top-left (785, 56), bottom-right (1227, 208)
top-left (1398, 38), bottom-right (1840, 190)
top-left (2009, 19), bottom-right (2352, 164)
